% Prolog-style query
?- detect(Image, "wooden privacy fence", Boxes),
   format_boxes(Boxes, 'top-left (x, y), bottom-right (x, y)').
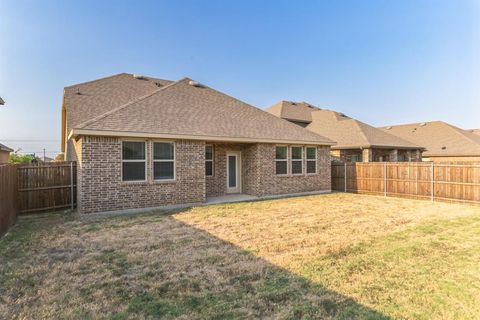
top-left (332, 162), bottom-right (480, 204)
top-left (17, 162), bottom-right (77, 214)
top-left (0, 165), bottom-right (19, 237)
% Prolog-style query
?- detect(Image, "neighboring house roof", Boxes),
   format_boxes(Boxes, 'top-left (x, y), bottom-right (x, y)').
top-left (267, 101), bottom-right (314, 123)
top-left (266, 101), bottom-right (421, 149)
top-left (468, 129), bottom-right (480, 136)
top-left (380, 121), bottom-right (480, 157)
top-left (0, 143), bottom-right (13, 152)
top-left (66, 75), bottom-right (334, 145)
top-left (62, 73), bottom-right (173, 151)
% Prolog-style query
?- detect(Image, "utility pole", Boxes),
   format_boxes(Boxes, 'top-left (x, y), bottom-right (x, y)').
top-left (43, 148), bottom-right (46, 162)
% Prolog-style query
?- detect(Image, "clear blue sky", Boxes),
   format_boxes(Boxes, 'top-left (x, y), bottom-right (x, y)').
top-left (1, 0), bottom-right (479, 156)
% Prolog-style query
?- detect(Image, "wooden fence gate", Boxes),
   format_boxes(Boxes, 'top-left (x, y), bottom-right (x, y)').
top-left (331, 162), bottom-right (480, 204)
top-left (17, 162), bottom-right (77, 214)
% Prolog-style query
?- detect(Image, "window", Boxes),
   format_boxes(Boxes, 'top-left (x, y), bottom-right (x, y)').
top-left (122, 141), bottom-right (146, 181)
top-left (205, 145), bottom-right (214, 176)
top-left (306, 147), bottom-right (317, 174)
top-left (153, 142), bottom-right (175, 180)
top-left (291, 146), bottom-right (303, 175)
top-left (275, 146), bottom-right (288, 175)
top-left (351, 154), bottom-right (360, 163)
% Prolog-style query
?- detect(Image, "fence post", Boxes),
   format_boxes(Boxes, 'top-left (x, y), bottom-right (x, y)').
top-left (384, 162), bottom-right (387, 197)
top-left (344, 162), bottom-right (347, 192)
top-left (70, 162), bottom-right (74, 209)
top-left (431, 162), bottom-right (434, 202)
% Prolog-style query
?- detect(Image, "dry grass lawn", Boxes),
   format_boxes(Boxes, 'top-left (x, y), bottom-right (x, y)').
top-left (1, 193), bottom-right (479, 319)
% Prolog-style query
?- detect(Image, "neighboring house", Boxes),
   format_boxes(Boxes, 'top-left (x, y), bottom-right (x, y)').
top-left (266, 101), bottom-right (423, 162)
top-left (0, 143), bottom-right (13, 164)
top-left (62, 73), bottom-right (334, 214)
top-left (380, 121), bottom-right (480, 162)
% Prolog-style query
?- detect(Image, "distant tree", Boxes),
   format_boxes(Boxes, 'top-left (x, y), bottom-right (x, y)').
top-left (55, 153), bottom-right (65, 161)
top-left (9, 153), bottom-right (35, 164)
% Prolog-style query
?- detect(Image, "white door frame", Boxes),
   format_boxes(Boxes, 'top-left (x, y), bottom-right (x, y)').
top-left (226, 151), bottom-right (242, 193)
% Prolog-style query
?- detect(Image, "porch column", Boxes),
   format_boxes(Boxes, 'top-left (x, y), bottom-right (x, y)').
top-left (389, 149), bottom-right (398, 162)
top-left (362, 148), bottom-right (372, 163)
top-left (415, 150), bottom-right (422, 161)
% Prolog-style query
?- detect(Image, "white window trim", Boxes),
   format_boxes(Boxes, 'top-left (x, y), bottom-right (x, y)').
top-left (275, 145), bottom-right (289, 176)
top-left (290, 146), bottom-right (304, 176)
top-left (153, 141), bottom-right (176, 182)
top-left (121, 140), bottom-right (147, 182)
top-left (306, 146), bottom-right (317, 175)
top-left (205, 144), bottom-right (214, 177)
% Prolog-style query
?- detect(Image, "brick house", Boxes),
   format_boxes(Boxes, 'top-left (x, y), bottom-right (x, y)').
top-left (380, 121), bottom-right (480, 162)
top-left (267, 101), bottom-right (423, 162)
top-left (61, 74), bottom-right (334, 214)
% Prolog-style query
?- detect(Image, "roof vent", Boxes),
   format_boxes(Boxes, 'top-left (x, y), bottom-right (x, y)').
top-left (133, 74), bottom-right (145, 80)
top-left (420, 122), bottom-right (427, 126)
top-left (386, 126), bottom-right (392, 130)
top-left (189, 80), bottom-right (204, 87)
top-left (441, 146), bottom-right (447, 150)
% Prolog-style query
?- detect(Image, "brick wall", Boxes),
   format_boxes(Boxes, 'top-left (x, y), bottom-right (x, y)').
top-left (76, 137), bottom-right (331, 214)
top-left (206, 143), bottom-right (248, 197)
top-left (206, 143), bottom-right (331, 197)
top-left (249, 144), bottom-right (331, 196)
top-left (77, 136), bottom-right (205, 214)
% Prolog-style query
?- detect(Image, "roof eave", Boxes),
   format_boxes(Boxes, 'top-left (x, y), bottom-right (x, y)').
top-left (332, 144), bottom-right (423, 150)
top-left (69, 129), bottom-right (335, 146)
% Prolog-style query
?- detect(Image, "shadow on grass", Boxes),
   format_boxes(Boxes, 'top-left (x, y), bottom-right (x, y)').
top-left (0, 210), bottom-right (391, 319)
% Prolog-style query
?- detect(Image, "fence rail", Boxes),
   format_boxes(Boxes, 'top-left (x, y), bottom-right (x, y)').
top-left (0, 165), bottom-right (19, 237)
top-left (17, 162), bottom-right (77, 214)
top-left (332, 162), bottom-right (480, 204)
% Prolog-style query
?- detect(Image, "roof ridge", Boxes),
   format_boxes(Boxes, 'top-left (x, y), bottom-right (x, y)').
top-left (350, 119), bottom-right (371, 146)
top-left (64, 73), bottom-right (129, 89)
top-left (76, 78), bottom-right (185, 129)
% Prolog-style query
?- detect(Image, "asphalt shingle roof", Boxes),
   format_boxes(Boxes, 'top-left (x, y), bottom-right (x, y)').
top-left (266, 101), bottom-right (420, 149)
top-left (66, 75), bottom-right (333, 145)
top-left (64, 73), bottom-right (173, 133)
top-left (380, 121), bottom-right (480, 156)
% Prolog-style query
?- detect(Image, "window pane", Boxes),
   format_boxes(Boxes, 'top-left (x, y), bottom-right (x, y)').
top-left (306, 147), bottom-right (316, 159)
top-left (292, 160), bottom-right (302, 174)
top-left (122, 142), bottom-right (145, 160)
top-left (276, 147), bottom-right (287, 160)
top-left (276, 161), bottom-right (287, 175)
top-left (205, 145), bottom-right (213, 160)
top-left (228, 156), bottom-right (236, 187)
top-left (122, 162), bottom-right (145, 181)
top-left (292, 147), bottom-right (302, 160)
top-left (154, 142), bottom-right (174, 160)
top-left (154, 162), bottom-right (174, 180)
top-left (307, 161), bottom-right (316, 174)
top-left (206, 161), bottom-right (213, 176)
